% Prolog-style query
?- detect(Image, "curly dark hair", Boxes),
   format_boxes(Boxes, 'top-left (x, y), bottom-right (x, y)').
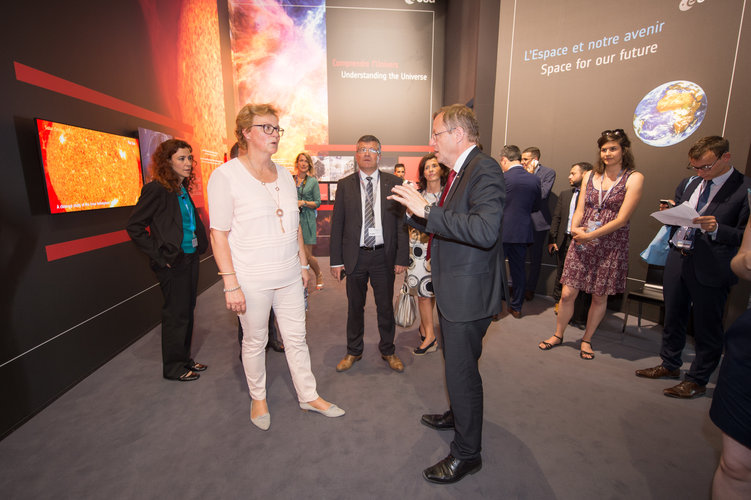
top-left (151, 139), bottom-right (194, 193)
top-left (417, 153), bottom-right (450, 191)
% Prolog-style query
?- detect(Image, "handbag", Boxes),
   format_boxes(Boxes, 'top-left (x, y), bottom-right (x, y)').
top-left (640, 225), bottom-right (670, 266)
top-left (394, 283), bottom-right (416, 328)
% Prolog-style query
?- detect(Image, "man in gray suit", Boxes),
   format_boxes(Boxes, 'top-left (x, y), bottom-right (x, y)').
top-left (330, 135), bottom-right (409, 373)
top-left (522, 147), bottom-right (556, 301)
top-left (390, 104), bottom-right (506, 484)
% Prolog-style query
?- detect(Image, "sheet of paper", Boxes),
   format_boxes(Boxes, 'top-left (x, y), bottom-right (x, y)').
top-left (650, 202), bottom-right (702, 228)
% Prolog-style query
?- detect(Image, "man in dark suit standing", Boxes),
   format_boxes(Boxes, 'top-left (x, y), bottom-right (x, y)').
top-left (389, 104), bottom-right (506, 484)
top-left (330, 135), bottom-right (409, 373)
top-left (500, 145), bottom-right (541, 318)
top-left (548, 162), bottom-right (592, 322)
top-left (636, 136), bottom-right (751, 398)
top-left (522, 147), bottom-right (556, 301)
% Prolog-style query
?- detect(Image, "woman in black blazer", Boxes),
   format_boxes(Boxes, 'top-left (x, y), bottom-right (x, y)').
top-left (127, 139), bottom-right (208, 381)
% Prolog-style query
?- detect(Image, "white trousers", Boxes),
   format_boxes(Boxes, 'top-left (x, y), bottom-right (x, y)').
top-left (237, 278), bottom-right (318, 403)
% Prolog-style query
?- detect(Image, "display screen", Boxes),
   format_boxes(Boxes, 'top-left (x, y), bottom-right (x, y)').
top-left (36, 119), bottom-right (143, 214)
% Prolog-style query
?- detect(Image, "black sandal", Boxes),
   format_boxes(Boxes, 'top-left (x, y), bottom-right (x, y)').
top-left (580, 340), bottom-right (595, 360)
top-left (189, 362), bottom-right (208, 372)
top-left (539, 335), bottom-right (563, 351)
top-left (178, 371), bottom-right (200, 381)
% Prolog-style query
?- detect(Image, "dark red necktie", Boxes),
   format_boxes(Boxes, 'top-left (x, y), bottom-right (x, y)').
top-left (427, 169), bottom-right (457, 259)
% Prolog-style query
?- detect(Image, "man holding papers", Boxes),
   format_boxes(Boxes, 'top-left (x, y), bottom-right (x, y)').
top-left (636, 136), bottom-right (751, 398)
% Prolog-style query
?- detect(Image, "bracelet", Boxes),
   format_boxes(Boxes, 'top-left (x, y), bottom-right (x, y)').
top-left (223, 286), bottom-right (241, 293)
top-left (218, 271), bottom-right (236, 276)
top-left (301, 265), bottom-right (310, 270)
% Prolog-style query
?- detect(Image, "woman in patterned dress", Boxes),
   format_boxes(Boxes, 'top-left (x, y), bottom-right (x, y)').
top-left (406, 153), bottom-right (450, 355)
top-left (538, 129), bottom-right (644, 359)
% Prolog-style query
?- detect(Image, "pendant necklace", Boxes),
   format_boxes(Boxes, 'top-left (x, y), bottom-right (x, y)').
top-left (244, 156), bottom-right (285, 233)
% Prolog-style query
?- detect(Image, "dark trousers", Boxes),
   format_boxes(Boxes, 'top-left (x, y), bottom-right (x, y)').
top-left (660, 250), bottom-right (728, 385)
top-left (526, 229), bottom-right (547, 293)
top-left (345, 247), bottom-right (396, 356)
top-left (237, 309), bottom-right (279, 345)
top-left (154, 252), bottom-right (199, 379)
top-left (553, 235), bottom-right (591, 322)
top-left (504, 242), bottom-right (527, 311)
top-left (439, 310), bottom-right (491, 461)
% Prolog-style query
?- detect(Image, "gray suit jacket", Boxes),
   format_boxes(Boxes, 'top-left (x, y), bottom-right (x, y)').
top-left (410, 147), bottom-right (507, 322)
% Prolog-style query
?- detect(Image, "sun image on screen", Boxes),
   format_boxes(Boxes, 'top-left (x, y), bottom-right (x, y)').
top-left (37, 119), bottom-right (143, 214)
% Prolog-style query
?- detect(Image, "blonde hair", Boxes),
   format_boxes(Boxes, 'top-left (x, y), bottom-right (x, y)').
top-left (234, 103), bottom-right (280, 151)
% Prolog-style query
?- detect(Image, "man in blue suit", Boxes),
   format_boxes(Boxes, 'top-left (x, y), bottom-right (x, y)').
top-left (500, 145), bottom-right (541, 318)
top-left (522, 147), bottom-right (556, 301)
top-left (636, 136), bottom-right (751, 398)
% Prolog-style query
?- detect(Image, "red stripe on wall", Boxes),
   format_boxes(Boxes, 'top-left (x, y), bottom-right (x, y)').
top-left (45, 230), bottom-right (131, 262)
top-left (305, 144), bottom-right (433, 153)
top-left (14, 62), bottom-right (193, 135)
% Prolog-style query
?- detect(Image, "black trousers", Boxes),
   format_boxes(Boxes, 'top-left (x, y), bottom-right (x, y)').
top-left (345, 247), bottom-right (396, 356)
top-left (660, 249), bottom-right (728, 385)
top-left (526, 229), bottom-right (547, 292)
top-left (439, 311), bottom-right (491, 461)
top-left (154, 252), bottom-right (199, 379)
top-left (504, 242), bottom-right (527, 311)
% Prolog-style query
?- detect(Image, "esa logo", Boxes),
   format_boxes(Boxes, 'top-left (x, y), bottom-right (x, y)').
top-left (679, 0), bottom-right (705, 11)
top-left (405, 0), bottom-right (435, 4)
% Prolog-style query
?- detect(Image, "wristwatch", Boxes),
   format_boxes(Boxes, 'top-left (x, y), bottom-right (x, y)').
top-left (423, 204), bottom-right (432, 217)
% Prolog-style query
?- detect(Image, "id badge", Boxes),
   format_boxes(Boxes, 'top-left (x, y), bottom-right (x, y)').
top-left (673, 227), bottom-right (695, 250)
top-left (192, 236), bottom-right (198, 248)
top-left (368, 227), bottom-right (382, 239)
top-left (586, 220), bottom-right (602, 232)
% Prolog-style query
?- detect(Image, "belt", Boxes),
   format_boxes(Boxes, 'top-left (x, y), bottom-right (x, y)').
top-left (360, 244), bottom-right (384, 251)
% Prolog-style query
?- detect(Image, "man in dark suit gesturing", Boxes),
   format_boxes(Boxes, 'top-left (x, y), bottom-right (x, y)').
top-left (500, 145), bottom-right (541, 318)
top-left (330, 135), bottom-right (409, 373)
top-left (390, 104), bottom-right (506, 484)
top-left (636, 136), bottom-right (751, 398)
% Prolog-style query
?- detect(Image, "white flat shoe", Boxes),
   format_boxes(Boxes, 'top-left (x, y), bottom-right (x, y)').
top-left (299, 401), bottom-right (345, 418)
top-left (250, 401), bottom-right (270, 431)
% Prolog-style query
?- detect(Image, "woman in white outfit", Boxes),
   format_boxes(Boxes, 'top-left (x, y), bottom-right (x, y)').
top-left (208, 103), bottom-right (343, 430)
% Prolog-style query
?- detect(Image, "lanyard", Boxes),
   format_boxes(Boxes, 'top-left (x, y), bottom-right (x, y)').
top-left (179, 187), bottom-right (196, 233)
top-left (597, 169), bottom-right (624, 212)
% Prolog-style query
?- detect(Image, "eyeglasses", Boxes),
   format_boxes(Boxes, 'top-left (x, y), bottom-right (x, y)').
top-left (431, 128), bottom-right (454, 140)
top-left (601, 128), bottom-right (625, 137)
top-left (252, 124), bottom-right (285, 136)
top-left (356, 147), bottom-right (380, 155)
top-left (686, 152), bottom-right (725, 171)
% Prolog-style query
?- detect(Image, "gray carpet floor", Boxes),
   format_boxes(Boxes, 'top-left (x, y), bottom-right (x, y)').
top-left (0, 257), bottom-right (720, 499)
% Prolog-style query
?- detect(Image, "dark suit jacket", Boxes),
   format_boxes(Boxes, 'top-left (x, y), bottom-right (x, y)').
top-left (549, 188), bottom-right (578, 248)
top-left (410, 147), bottom-right (507, 322)
top-left (329, 170), bottom-right (409, 272)
top-left (667, 169), bottom-right (751, 288)
top-left (530, 163), bottom-right (556, 231)
top-left (502, 166), bottom-right (541, 244)
top-left (126, 181), bottom-right (208, 268)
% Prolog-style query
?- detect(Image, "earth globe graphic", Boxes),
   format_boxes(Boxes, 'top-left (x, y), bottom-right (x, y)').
top-left (633, 81), bottom-right (707, 147)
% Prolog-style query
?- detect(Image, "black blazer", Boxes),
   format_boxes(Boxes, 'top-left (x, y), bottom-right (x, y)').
top-left (126, 181), bottom-right (208, 268)
top-left (549, 188), bottom-right (577, 248)
top-left (410, 147), bottom-right (507, 322)
top-left (668, 169), bottom-right (751, 288)
top-left (329, 170), bottom-right (409, 272)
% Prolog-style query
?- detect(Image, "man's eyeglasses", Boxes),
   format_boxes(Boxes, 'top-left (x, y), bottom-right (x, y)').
top-left (601, 129), bottom-right (625, 137)
top-left (431, 128), bottom-right (454, 140)
top-left (252, 124), bottom-right (285, 136)
top-left (686, 152), bottom-right (726, 171)
top-left (356, 147), bottom-right (380, 155)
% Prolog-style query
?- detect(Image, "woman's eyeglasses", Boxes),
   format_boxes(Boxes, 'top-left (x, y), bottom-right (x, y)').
top-left (601, 129), bottom-right (625, 137)
top-left (252, 124), bottom-right (284, 136)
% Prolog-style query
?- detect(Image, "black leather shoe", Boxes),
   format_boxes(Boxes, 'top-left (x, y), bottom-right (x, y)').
top-left (421, 410), bottom-right (454, 430)
top-left (423, 454), bottom-right (482, 484)
top-left (266, 340), bottom-right (285, 353)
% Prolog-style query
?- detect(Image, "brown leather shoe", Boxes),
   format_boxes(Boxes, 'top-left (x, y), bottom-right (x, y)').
top-left (336, 354), bottom-right (362, 372)
top-left (635, 365), bottom-right (680, 379)
top-left (509, 309), bottom-right (522, 319)
top-left (381, 354), bottom-right (404, 372)
top-left (664, 380), bottom-right (706, 399)
top-left (524, 290), bottom-right (535, 302)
